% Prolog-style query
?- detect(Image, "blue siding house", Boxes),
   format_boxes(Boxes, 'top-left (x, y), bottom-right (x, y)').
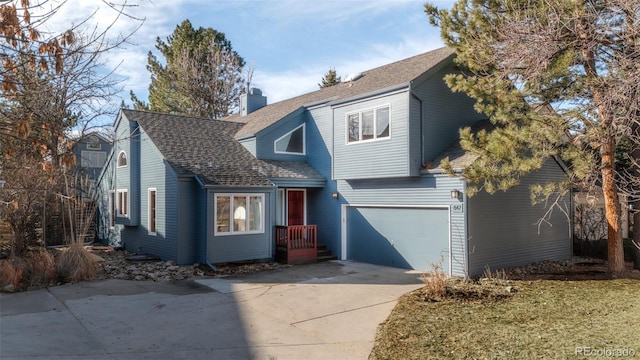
top-left (73, 133), bottom-right (111, 182)
top-left (96, 47), bottom-right (571, 276)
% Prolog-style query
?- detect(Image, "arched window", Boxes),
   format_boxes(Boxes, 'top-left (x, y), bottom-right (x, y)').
top-left (117, 151), bottom-right (128, 168)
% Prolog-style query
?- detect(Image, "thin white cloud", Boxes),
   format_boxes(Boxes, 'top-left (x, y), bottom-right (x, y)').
top-left (28, 0), bottom-right (452, 111)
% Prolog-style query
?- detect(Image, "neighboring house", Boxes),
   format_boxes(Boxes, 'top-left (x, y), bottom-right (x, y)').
top-left (73, 133), bottom-right (112, 189)
top-left (68, 133), bottom-right (112, 243)
top-left (574, 190), bottom-right (629, 241)
top-left (96, 47), bottom-right (571, 276)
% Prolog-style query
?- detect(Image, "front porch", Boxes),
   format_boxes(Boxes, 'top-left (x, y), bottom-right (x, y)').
top-left (275, 225), bottom-right (318, 265)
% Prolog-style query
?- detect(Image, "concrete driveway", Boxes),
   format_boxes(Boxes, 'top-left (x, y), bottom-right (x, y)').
top-left (0, 260), bottom-right (424, 359)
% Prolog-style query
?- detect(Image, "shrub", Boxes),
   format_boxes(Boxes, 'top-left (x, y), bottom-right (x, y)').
top-left (421, 256), bottom-right (447, 299)
top-left (24, 250), bottom-right (57, 288)
top-left (57, 244), bottom-right (99, 282)
top-left (0, 259), bottom-right (24, 291)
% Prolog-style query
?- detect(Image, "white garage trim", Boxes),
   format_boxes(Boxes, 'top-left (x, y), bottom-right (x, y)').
top-left (340, 203), bottom-right (452, 275)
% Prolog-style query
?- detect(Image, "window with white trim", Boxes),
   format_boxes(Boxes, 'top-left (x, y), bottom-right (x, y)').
top-left (346, 105), bottom-right (390, 144)
top-left (80, 150), bottom-right (106, 168)
top-left (117, 151), bottom-right (128, 167)
top-left (109, 190), bottom-right (116, 228)
top-left (215, 194), bottom-right (264, 235)
top-left (86, 135), bottom-right (101, 150)
top-left (148, 188), bottom-right (157, 234)
top-left (274, 124), bottom-right (305, 154)
top-left (117, 189), bottom-right (128, 217)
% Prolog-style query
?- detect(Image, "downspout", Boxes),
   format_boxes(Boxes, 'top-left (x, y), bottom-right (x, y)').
top-left (205, 246), bottom-right (218, 272)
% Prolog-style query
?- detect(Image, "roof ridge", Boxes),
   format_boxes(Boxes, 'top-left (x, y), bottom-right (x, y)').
top-left (122, 108), bottom-right (244, 125)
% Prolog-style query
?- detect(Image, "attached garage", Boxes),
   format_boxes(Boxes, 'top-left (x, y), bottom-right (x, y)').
top-left (342, 205), bottom-right (450, 273)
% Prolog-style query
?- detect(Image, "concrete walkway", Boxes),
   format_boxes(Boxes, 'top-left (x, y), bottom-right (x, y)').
top-left (0, 260), bottom-right (424, 359)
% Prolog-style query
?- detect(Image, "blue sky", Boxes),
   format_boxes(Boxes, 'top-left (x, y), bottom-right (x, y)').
top-left (48, 0), bottom-right (455, 109)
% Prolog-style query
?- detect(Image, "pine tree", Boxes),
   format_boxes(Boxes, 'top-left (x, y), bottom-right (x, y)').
top-left (426, 0), bottom-right (640, 273)
top-left (318, 68), bottom-right (341, 88)
top-left (132, 19), bottom-right (246, 119)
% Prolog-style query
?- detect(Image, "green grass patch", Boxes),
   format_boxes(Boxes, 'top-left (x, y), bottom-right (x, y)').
top-left (370, 279), bottom-right (640, 359)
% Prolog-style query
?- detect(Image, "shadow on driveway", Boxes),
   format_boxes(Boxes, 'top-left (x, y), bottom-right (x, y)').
top-left (0, 260), bottom-right (424, 359)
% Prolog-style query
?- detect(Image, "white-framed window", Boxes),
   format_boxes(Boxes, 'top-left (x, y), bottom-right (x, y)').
top-left (274, 123), bottom-right (305, 155)
top-left (109, 190), bottom-right (116, 228)
top-left (117, 189), bottom-right (128, 217)
top-left (117, 151), bottom-right (128, 168)
top-left (80, 150), bottom-right (107, 168)
top-left (86, 135), bottom-right (101, 150)
top-left (346, 105), bottom-right (390, 144)
top-left (215, 193), bottom-right (264, 235)
top-left (148, 188), bottom-right (157, 235)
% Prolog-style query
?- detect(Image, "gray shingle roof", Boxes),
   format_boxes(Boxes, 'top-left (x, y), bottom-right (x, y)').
top-left (427, 120), bottom-right (493, 171)
top-left (235, 47), bottom-right (454, 138)
top-left (122, 109), bottom-right (323, 187)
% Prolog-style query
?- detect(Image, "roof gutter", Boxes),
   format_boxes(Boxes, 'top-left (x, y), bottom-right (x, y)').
top-left (330, 83), bottom-right (410, 108)
top-left (235, 133), bottom-right (256, 141)
top-left (200, 183), bottom-right (275, 189)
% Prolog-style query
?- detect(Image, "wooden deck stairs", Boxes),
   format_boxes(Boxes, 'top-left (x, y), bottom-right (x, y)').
top-left (275, 225), bottom-right (337, 265)
top-left (317, 244), bottom-right (337, 262)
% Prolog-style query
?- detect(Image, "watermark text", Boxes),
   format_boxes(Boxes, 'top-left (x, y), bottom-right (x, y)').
top-left (575, 347), bottom-right (636, 358)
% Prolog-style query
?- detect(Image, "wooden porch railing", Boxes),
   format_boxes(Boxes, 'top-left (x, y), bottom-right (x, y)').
top-left (275, 225), bottom-right (317, 264)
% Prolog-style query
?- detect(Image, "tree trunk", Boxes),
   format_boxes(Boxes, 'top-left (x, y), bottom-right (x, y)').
top-left (601, 139), bottom-right (626, 273)
top-left (11, 230), bottom-right (26, 258)
top-left (633, 211), bottom-right (640, 270)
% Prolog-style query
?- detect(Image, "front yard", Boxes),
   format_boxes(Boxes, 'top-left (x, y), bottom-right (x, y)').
top-left (371, 278), bottom-right (640, 359)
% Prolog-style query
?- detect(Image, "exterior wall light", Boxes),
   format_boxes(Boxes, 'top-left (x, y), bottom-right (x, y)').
top-left (450, 189), bottom-right (460, 199)
top-left (331, 191), bottom-right (339, 199)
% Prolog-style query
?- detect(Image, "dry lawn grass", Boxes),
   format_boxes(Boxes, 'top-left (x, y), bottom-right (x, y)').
top-left (370, 279), bottom-right (640, 360)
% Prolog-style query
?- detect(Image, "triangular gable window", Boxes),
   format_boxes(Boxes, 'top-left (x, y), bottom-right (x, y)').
top-left (274, 124), bottom-right (305, 155)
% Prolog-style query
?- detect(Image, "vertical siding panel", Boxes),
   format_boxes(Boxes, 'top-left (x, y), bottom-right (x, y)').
top-left (177, 178), bottom-right (201, 264)
top-left (413, 63), bottom-right (485, 163)
top-left (306, 107), bottom-right (342, 254)
top-left (118, 127), bottom-right (179, 262)
top-left (333, 92), bottom-right (411, 179)
top-left (255, 109), bottom-right (307, 161)
top-left (467, 159), bottom-right (571, 276)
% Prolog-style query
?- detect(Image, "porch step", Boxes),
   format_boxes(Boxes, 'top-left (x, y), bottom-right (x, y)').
top-left (317, 244), bottom-right (337, 262)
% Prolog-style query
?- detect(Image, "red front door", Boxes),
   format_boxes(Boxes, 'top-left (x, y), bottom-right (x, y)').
top-left (287, 190), bottom-right (305, 226)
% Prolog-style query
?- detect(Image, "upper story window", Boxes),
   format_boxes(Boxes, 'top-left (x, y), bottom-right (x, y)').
top-left (86, 135), bottom-right (101, 150)
top-left (346, 105), bottom-right (390, 144)
top-left (274, 124), bottom-right (305, 155)
top-left (117, 151), bottom-right (128, 168)
top-left (80, 150), bottom-right (106, 168)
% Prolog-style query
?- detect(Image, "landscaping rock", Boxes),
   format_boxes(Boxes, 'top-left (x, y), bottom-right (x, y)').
top-left (89, 245), bottom-right (290, 282)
